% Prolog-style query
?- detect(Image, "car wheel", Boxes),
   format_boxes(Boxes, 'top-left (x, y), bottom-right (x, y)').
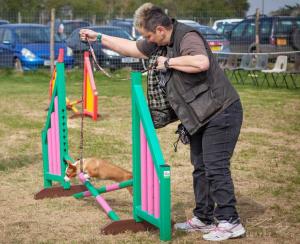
top-left (74, 51), bottom-right (84, 68)
top-left (14, 58), bottom-right (23, 72)
top-left (247, 47), bottom-right (257, 61)
top-left (109, 67), bottom-right (117, 72)
top-left (248, 45), bottom-right (256, 53)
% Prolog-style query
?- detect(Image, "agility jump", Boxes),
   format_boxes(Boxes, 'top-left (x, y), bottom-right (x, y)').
top-left (35, 61), bottom-right (171, 241)
top-left (73, 72), bottom-right (171, 240)
top-left (49, 50), bottom-right (99, 120)
top-left (36, 62), bottom-right (86, 197)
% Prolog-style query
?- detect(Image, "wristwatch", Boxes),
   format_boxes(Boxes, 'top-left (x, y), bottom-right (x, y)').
top-left (164, 58), bottom-right (170, 69)
top-left (97, 33), bottom-right (102, 43)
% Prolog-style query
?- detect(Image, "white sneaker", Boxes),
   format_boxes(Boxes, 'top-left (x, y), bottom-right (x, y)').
top-left (203, 220), bottom-right (246, 241)
top-left (174, 216), bottom-right (216, 233)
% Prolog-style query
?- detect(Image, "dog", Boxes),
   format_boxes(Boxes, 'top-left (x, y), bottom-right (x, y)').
top-left (65, 158), bottom-right (132, 194)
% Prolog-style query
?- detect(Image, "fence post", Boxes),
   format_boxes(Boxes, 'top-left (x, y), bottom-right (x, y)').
top-left (50, 8), bottom-right (55, 74)
top-left (92, 15), bottom-right (96, 25)
top-left (18, 12), bottom-right (22, 23)
top-left (255, 8), bottom-right (260, 53)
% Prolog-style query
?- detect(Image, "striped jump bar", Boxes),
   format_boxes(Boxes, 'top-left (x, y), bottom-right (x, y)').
top-left (78, 172), bottom-right (120, 221)
top-left (73, 179), bottom-right (133, 199)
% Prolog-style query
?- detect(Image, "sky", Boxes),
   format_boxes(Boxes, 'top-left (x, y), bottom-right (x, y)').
top-left (247, 0), bottom-right (300, 15)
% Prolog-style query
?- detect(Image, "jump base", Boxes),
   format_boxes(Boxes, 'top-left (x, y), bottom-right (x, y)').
top-left (34, 185), bottom-right (88, 199)
top-left (101, 219), bottom-right (158, 235)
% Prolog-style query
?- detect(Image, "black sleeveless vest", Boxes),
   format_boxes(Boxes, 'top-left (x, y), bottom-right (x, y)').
top-left (165, 20), bottom-right (240, 135)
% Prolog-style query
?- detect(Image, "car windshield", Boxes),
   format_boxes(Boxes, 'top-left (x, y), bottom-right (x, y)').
top-left (197, 27), bottom-right (223, 40)
top-left (275, 19), bottom-right (294, 35)
top-left (64, 22), bottom-right (90, 36)
top-left (15, 27), bottom-right (61, 43)
top-left (93, 27), bottom-right (134, 40)
top-left (223, 23), bottom-right (236, 33)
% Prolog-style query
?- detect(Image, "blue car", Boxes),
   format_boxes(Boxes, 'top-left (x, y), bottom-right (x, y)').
top-left (0, 24), bottom-right (74, 71)
top-left (66, 26), bottom-right (143, 70)
top-left (0, 20), bottom-right (9, 25)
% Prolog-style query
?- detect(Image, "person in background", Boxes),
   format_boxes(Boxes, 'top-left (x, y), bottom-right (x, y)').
top-left (56, 23), bottom-right (66, 41)
top-left (79, 2), bottom-right (245, 241)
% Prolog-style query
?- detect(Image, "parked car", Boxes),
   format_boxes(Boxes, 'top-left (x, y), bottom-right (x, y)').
top-left (107, 18), bottom-right (141, 40)
top-left (178, 20), bottom-right (200, 27)
top-left (227, 16), bottom-right (300, 52)
top-left (212, 18), bottom-right (243, 33)
top-left (48, 19), bottom-right (91, 38)
top-left (178, 20), bottom-right (230, 53)
top-left (217, 22), bottom-right (239, 36)
top-left (0, 20), bottom-right (9, 25)
top-left (66, 25), bottom-right (142, 70)
top-left (0, 24), bottom-right (74, 71)
top-left (60, 20), bottom-right (91, 37)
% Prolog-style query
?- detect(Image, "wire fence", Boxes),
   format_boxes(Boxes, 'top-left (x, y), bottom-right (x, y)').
top-left (0, 10), bottom-right (299, 87)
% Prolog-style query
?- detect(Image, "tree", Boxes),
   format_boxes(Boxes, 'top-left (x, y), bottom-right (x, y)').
top-left (0, 0), bottom-right (250, 23)
top-left (270, 4), bottom-right (300, 17)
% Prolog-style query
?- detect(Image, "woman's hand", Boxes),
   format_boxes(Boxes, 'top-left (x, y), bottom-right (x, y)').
top-left (79, 29), bottom-right (147, 59)
top-left (79, 29), bottom-right (98, 42)
top-left (156, 56), bottom-right (168, 70)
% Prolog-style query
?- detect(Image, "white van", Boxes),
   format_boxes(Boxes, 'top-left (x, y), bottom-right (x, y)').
top-left (212, 19), bottom-right (243, 35)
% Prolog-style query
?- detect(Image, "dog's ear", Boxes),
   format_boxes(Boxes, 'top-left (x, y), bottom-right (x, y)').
top-left (64, 159), bottom-right (78, 178)
top-left (64, 159), bottom-right (77, 169)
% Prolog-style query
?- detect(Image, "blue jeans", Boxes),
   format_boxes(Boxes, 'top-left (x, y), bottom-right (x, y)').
top-left (190, 99), bottom-right (243, 224)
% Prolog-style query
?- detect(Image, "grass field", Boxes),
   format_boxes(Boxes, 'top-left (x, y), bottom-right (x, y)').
top-left (0, 68), bottom-right (299, 243)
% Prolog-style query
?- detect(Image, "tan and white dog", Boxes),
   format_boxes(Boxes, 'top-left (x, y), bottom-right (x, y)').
top-left (65, 158), bottom-right (132, 194)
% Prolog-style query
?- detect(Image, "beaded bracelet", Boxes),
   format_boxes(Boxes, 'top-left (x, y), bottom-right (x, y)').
top-left (97, 33), bottom-right (102, 43)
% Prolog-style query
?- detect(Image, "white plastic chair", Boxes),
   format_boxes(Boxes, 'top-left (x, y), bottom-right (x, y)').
top-left (243, 54), bottom-right (269, 86)
top-left (261, 55), bottom-right (288, 87)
